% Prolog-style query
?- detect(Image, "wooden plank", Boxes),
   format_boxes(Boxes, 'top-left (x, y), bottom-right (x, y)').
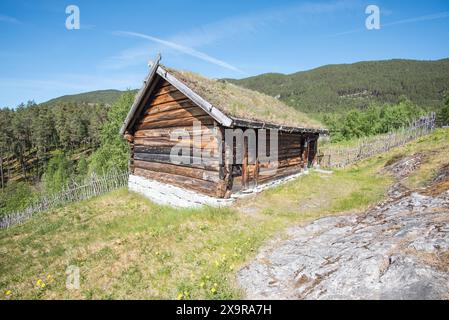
top-left (134, 167), bottom-right (219, 197)
top-left (258, 164), bottom-right (302, 182)
top-left (120, 54), bottom-right (161, 135)
top-left (136, 115), bottom-right (215, 129)
top-left (150, 90), bottom-right (187, 107)
top-left (134, 152), bottom-right (220, 171)
top-left (142, 105), bottom-right (208, 123)
top-left (258, 157), bottom-right (301, 169)
top-left (157, 66), bottom-right (233, 127)
top-left (232, 118), bottom-right (327, 134)
top-left (242, 137), bottom-right (248, 189)
top-left (134, 136), bottom-right (219, 149)
top-left (134, 145), bottom-right (219, 155)
top-left (134, 160), bottom-right (221, 183)
top-left (134, 126), bottom-right (216, 139)
top-left (146, 99), bottom-right (195, 115)
top-left (231, 176), bottom-right (243, 192)
top-left (153, 84), bottom-right (179, 97)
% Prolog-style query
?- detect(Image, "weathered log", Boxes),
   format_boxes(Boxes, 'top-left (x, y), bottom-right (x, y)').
top-left (134, 125), bottom-right (216, 138)
top-left (137, 115), bottom-right (215, 130)
top-left (133, 160), bottom-right (221, 183)
top-left (134, 145), bottom-right (219, 156)
top-left (143, 104), bottom-right (207, 122)
top-left (133, 152), bottom-right (220, 171)
top-left (134, 167), bottom-right (219, 197)
top-left (150, 89), bottom-right (187, 106)
top-left (134, 136), bottom-right (219, 150)
top-left (146, 98), bottom-right (194, 115)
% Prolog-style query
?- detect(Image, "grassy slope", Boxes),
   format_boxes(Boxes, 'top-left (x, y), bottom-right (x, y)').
top-left (1, 129), bottom-right (449, 300)
top-left (229, 59), bottom-right (449, 113)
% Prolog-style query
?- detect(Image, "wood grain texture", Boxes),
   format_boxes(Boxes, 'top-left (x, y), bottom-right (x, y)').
top-left (134, 160), bottom-right (220, 183)
top-left (134, 167), bottom-right (219, 196)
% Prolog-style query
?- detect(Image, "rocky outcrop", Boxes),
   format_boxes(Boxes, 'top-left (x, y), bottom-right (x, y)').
top-left (237, 161), bottom-right (449, 300)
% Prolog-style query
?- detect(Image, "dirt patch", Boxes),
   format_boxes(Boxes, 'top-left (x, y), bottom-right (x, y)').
top-left (422, 164), bottom-right (449, 196)
top-left (433, 164), bottom-right (449, 183)
top-left (384, 153), bottom-right (406, 167)
top-left (382, 153), bottom-right (424, 180)
top-left (405, 248), bottom-right (449, 273)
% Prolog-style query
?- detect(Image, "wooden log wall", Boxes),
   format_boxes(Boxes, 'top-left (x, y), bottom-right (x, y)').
top-left (231, 130), bottom-right (309, 191)
top-left (127, 77), bottom-right (321, 197)
top-left (257, 131), bottom-right (303, 184)
top-left (130, 79), bottom-right (223, 197)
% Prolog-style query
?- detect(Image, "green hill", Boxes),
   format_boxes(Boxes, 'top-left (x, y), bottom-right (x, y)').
top-left (40, 59), bottom-right (449, 114)
top-left (228, 59), bottom-right (449, 114)
top-left (44, 89), bottom-right (134, 106)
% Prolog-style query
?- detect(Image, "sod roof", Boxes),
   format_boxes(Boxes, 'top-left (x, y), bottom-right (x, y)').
top-left (164, 66), bottom-right (324, 130)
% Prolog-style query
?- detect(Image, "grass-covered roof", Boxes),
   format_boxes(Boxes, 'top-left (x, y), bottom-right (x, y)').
top-left (164, 67), bottom-right (324, 130)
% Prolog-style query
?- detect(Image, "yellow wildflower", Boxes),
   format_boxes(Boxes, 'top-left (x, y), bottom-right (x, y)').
top-left (199, 282), bottom-right (205, 288)
top-left (36, 279), bottom-right (45, 288)
top-left (5, 290), bottom-right (12, 296)
top-left (210, 287), bottom-right (217, 294)
top-left (177, 292), bottom-right (183, 300)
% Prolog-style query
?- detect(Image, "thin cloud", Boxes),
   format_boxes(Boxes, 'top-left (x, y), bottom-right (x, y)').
top-left (169, 0), bottom-right (356, 47)
top-left (331, 10), bottom-right (449, 37)
top-left (383, 11), bottom-right (449, 27)
top-left (103, 1), bottom-right (356, 71)
top-left (113, 31), bottom-right (246, 74)
top-left (99, 43), bottom-right (161, 70)
top-left (0, 14), bottom-right (20, 24)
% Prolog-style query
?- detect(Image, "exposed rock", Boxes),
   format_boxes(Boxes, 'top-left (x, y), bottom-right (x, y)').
top-left (382, 153), bottom-right (424, 180)
top-left (237, 169), bottom-right (449, 300)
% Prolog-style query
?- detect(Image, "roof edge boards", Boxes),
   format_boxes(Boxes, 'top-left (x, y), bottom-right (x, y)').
top-left (119, 53), bottom-right (161, 136)
top-left (156, 66), bottom-right (233, 127)
top-left (231, 117), bottom-right (328, 134)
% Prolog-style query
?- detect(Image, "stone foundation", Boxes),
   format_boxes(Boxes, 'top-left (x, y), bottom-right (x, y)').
top-left (128, 175), bottom-right (233, 208)
top-left (128, 170), bottom-right (309, 208)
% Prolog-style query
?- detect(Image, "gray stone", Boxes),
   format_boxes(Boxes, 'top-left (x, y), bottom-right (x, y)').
top-left (237, 184), bottom-right (449, 300)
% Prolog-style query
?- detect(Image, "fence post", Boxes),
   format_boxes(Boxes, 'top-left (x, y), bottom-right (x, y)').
top-left (319, 113), bottom-right (435, 170)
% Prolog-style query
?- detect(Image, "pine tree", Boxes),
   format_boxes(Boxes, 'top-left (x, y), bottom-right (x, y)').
top-left (440, 90), bottom-right (449, 126)
top-left (88, 91), bottom-right (134, 174)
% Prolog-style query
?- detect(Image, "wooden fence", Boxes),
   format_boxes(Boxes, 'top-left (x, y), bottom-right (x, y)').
top-left (318, 113), bottom-right (436, 168)
top-left (0, 170), bottom-right (129, 229)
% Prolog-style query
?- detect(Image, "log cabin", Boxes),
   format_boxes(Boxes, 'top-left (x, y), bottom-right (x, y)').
top-left (120, 55), bottom-right (327, 207)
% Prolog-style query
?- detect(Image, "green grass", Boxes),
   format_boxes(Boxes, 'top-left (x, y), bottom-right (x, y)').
top-left (1, 129), bottom-right (449, 300)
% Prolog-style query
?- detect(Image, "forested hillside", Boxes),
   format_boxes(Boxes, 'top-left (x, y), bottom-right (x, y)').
top-left (44, 89), bottom-right (133, 106)
top-left (0, 101), bottom-right (107, 183)
top-left (0, 92), bottom-right (133, 215)
top-left (228, 59), bottom-right (449, 114)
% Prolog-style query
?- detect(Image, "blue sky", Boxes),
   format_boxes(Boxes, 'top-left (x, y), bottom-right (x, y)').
top-left (0, 0), bottom-right (448, 107)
